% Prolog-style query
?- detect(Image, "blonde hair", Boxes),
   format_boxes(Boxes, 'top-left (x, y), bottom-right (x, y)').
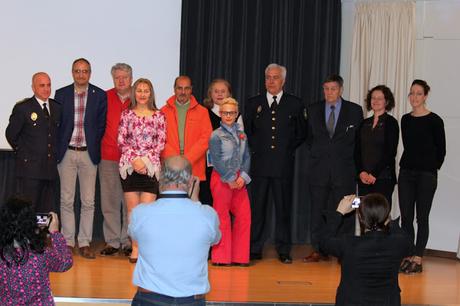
top-left (219, 97), bottom-right (239, 111)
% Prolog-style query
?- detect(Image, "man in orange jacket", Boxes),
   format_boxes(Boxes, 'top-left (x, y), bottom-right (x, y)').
top-left (161, 76), bottom-right (212, 201)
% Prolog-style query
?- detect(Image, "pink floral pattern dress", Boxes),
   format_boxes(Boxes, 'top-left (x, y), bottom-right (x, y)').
top-left (0, 232), bottom-right (73, 305)
top-left (118, 109), bottom-right (166, 180)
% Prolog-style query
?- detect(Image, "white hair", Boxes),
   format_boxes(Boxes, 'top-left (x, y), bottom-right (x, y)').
top-left (265, 63), bottom-right (287, 80)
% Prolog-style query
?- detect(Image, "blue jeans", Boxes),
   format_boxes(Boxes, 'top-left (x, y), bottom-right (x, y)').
top-left (131, 291), bottom-right (206, 306)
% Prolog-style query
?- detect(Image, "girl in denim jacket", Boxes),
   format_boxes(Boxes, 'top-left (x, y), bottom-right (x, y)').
top-left (208, 98), bottom-right (251, 266)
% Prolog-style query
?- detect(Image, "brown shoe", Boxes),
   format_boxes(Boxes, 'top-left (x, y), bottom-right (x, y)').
top-left (129, 257), bottom-right (138, 264)
top-left (79, 246), bottom-right (96, 259)
top-left (303, 251), bottom-right (329, 263)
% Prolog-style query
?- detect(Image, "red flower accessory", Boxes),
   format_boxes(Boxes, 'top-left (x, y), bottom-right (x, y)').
top-left (238, 132), bottom-right (246, 141)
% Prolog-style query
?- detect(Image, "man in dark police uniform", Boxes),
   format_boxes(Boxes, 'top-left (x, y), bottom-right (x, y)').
top-left (244, 63), bottom-right (307, 264)
top-left (6, 72), bottom-right (61, 212)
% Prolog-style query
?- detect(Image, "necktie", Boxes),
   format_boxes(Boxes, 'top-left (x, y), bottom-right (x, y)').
top-left (43, 102), bottom-right (50, 119)
top-left (271, 95), bottom-right (277, 110)
top-left (327, 105), bottom-right (335, 138)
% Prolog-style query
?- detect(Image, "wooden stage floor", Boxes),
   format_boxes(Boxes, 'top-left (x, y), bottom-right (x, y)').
top-left (51, 245), bottom-right (460, 305)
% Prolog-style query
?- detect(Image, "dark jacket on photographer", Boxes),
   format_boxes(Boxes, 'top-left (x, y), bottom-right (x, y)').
top-left (320, 211), bottom-right (411, 306)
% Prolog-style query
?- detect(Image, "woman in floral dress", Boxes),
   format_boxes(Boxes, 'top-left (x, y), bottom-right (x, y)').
top-left (118, 78), bottom-right (166, 263)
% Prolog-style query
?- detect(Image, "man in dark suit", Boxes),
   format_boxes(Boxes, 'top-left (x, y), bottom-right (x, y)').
top-left (304, 74), bottom-right (363, 262)
top-left (55, 58), bottom-right (107, 259)
top-left (6, 72), bottom-right (61, 213)
top-left (244, 63), bottom-right (307, 264)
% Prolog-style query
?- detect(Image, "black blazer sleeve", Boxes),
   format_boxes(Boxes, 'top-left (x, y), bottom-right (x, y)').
top-left (319, 211), bottom-right (345, 258)
top-left (371, 115), bottom-right (399, 177)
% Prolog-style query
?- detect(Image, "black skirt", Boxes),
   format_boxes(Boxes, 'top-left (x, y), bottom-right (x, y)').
top-left (120, 171), bottom-right (159, 194)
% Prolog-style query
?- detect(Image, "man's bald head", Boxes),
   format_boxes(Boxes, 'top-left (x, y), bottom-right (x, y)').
top-left (159, 156), bottom-right (192, 191)
top-left (31, 72), bottom-right (51, 101)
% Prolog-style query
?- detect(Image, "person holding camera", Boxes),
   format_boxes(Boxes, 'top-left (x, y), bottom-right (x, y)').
top-left (129, 156), bottom-right (221, 306)
top-left (0, 197), bottom-right (73, 305)
top-left (320, 193), bottom-right (411, 306)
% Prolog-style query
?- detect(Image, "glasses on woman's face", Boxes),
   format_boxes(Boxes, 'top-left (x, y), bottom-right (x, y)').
top-left (220, 111), bottom-right (237, 117)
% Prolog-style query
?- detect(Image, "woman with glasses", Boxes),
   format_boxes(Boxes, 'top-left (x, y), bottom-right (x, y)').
top-left (398, 79), bottom-right (446, 274)
top-left (208, 97), bottom-right (251, 266)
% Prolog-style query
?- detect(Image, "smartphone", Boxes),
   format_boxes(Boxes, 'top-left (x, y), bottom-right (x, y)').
top-left (36, 213), bottom-right (52, 228)
top-left (352, 184), bottom-right (361, 208)
top-left (351, 197), bottom-right (361, 208)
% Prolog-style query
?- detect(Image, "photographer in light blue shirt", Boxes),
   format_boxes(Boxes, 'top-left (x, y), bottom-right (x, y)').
top-left (129, 156), bottom-right (221, 306)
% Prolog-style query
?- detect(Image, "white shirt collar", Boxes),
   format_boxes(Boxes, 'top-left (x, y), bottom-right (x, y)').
top-left (266, 91), bottom-right (283, 107)
top-left (35, 96), bottom-right (49, 108)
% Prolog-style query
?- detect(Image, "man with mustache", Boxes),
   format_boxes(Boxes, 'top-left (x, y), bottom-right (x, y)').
top-left (161, 76), bottom-right (212, 202)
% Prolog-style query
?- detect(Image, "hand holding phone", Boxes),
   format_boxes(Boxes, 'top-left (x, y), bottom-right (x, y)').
top-left (36, 213), bottom-right (52, 228)
top-left (337, 195), bottom-right (356, 215)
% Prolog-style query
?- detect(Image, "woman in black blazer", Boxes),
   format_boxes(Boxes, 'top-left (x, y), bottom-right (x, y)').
top-left (355, 85), bottom-right (399, 205)
top-left (320, 193), bottom-right (411, 306)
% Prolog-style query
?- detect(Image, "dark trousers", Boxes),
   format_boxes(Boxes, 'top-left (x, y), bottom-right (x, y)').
top-left (398, 169), bottom-right (438, 257)
top-left (250, 176), bottom-right (292, 256)
top-left (132, 291), bottom-right (205, 306)
top-left (16, 177), bottom-right (56, 213)
top-left (310, 183), bottom-right (355, 252)
top-left (198, 166), bottom-right (213, 206)
top-left (358, 179), bottom-right (395, 206)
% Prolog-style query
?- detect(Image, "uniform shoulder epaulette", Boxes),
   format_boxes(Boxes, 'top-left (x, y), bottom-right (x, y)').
top-left (248, 94), bottom-right (261, 100)
top-left (16, 98), bottom-right (29, 105)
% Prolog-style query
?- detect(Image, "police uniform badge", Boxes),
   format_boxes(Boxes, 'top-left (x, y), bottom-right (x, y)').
top-left (31, 112), bottom-right (38, 121)
top-left (256, 105), bottom-right (262, 114)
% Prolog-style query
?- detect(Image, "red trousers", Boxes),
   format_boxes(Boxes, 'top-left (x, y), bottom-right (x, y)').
top-left (210, 170), bottom-right (251, 264)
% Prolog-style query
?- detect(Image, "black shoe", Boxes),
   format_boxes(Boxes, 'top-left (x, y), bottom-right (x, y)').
top-left (232, 262), bottom-right (251, 267)
top-left (121, 246), bottom-right (132, 257)
top-left (399, 259), bottom-right (412, 273)
top-left (100, 246), bottom-right (119, 256)
top-left (212, 262), bottom-right (232, 267)
top-left (250, 253), bottom-right (262, 260)
top-left (404, 262), bottom-right (423, 274)
top-left (278, 254), bottom-right (292, 264)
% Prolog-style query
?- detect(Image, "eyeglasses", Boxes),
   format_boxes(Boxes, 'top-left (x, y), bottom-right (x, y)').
top-left (73, 69), bottom-right (90, 74)
top-left (220, 111), bottom-right (238, 117)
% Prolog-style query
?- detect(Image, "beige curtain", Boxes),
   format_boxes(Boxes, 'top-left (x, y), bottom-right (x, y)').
top-left (348, 0), bottom-right (416, 216)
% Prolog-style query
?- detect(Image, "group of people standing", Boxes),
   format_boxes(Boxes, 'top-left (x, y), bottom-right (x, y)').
top-left (4, 59), bottom-right (446, 274)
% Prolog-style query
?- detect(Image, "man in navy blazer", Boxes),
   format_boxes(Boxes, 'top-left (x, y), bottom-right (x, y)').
top-left (55, 58), bottom-right (107, 259)
top-left (6, 72), bottom-right (61, 212)
top-left (304, 74), bottom-right (363, 262)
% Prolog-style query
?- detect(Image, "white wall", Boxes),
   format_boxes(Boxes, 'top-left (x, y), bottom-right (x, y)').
top-left (0, 0), bottom-right (182, 149)
top-left (341, 0), bottom-right (460, 253)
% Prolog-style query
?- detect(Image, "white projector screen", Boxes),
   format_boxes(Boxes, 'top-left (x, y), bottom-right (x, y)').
top-left (0, 0), bottom-right (181, 149)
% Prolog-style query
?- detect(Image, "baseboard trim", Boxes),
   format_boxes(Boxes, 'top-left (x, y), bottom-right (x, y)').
top-left (425, 248), bottom-right (459, 260)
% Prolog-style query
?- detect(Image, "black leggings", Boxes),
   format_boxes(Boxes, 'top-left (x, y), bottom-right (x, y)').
top-left (398, 169), bottom-right (438, 257)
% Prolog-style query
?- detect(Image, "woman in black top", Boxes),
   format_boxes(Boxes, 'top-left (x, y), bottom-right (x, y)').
top-left (355, 85), bottom-right (399, 205)
top-left (320, 193), bottom-right (411, 306)
top-left (398, 79), bottom-right (446, 274)
top-left (201, 79), bottom-right (234, 205)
